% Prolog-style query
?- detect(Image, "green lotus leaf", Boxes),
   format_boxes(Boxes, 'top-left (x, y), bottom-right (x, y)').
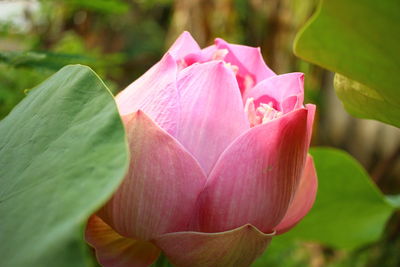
top-left (254, 147), bottom-right (395, 266)
top-left (334, 74), bottom-right (400, 127)
top-left (294, 0), bottom-right (400, 127)
top-left (0, 65), bottom-right (129, 267)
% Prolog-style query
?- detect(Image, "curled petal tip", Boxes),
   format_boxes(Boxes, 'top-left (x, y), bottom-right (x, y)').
top-left (168, 31), bottom-right (201, 60)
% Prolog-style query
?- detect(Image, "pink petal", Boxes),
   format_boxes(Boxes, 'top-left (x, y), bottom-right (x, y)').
top-left (85, 216), bottom-right (160, 267)
top-left (181, 45), bottom-right (217, 67)
top-left (275, 155), bottom-right (318, 234)
top-left (175, 61), bottom-right (249, 174)
top-left (305, 104), bottom-right (316, 147)
top-left (167, 31), bottom-right (201, 60)
top-left (115, 53), bottom-right (180, 136)
top-left (153, 224), bottom-right (274, 267)
top-left (243, 73), bottom-right (305, 113)
top-left (201, 44), bottom-right (218, 59)
top-left (214, 38), bottom-right (275, 84)
top-left (196, 107), bottom-right (310, 233)
top-left (98, 111), bottom-right (207, 240)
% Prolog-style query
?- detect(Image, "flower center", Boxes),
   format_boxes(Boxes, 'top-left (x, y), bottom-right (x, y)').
top-left (244, 97), bottom-right (282, 127)
top-left (212, 49), bottom-right (229, 60)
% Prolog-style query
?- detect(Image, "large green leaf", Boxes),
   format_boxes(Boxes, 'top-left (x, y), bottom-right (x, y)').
top-left (253, 147), bottom-right (396, 266)
top-left (294, 0), bottom-right (400, 127)
top-left (386, 194), bottom-right (400, 209)
top-left (0, 65), bottom-right (129, 267)
top-left (334, 74), bottom-right (400, 127)
top-left (284, 147), bottom-right (395, 248)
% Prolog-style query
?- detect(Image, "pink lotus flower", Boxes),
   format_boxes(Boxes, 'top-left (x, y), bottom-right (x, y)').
top-left (85, 32), bottom-right (317, 267)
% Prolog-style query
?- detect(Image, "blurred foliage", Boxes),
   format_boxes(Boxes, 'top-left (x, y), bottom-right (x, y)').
top-left (0, 0), bottom-right (320, 118)
top-left (0, 50), bottom-right (93, 69)
top-left (0, 0), bottom-right (171, 118)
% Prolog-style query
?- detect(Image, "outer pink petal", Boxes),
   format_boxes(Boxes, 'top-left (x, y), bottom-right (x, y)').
top-left (167, 31), bottom-right (201, 60)
top-left (214, 38), bottom-right (275, 84)
top-left (176, 61), bottom-right (249, 174)
top-left (243, 72), bottom-right (305, 113)
top-left (98, 111), bottom-right (207, 240)
top-left (85, 216), bottom-right (160, 267)
top-left (274, 155), bottom-right (318, 234)
top-left (153, 224), bottom-right (274, 267)
top-left (196, 108), bottom-right (310, 233)
top-left (115, 53), bottom-right (179, 136)
top-left (305, 104), bottom-right (316, 147)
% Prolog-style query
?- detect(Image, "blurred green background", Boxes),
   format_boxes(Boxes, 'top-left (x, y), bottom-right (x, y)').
top-left (0, 0), bottom-right (399, 266)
